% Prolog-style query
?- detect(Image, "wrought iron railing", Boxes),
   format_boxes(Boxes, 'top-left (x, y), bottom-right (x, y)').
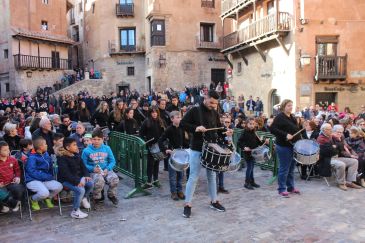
top-left (201, 0), bottom-right (215, 8)
top-left (116, 3), bottom-right (134, 16)
top-left (13, 54), bottom-right (71, 70)
top-left (315, 55), bottom-right (347, 80)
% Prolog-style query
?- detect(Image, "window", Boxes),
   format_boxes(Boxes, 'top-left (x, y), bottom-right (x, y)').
top-left (5, 83), bottom-right (9, 92)
top-left (42, 0), bottom-right (49, 4)
top-left (200, 23), bottom-right (214, 42)
top-left (41, 20), bottom-right (48, 30)
top-left (316, 36), bottom-right (338, 56)
top-left (120, 0), bottom-right (133, 3)
top-left (237, 62), bottom-right (242, 73)
top-left (151, 20), bottom-right (165, 46)
top-left (51, 51), bottom-right (60, 69)
top-left (3, 49), bottom-right (8, 59)
top-left (201, 0), bottom-right (215, 8)
top-left (127, 66), bottom-right (135, 76)
top-left (120, 28), bottom-right (135, 51)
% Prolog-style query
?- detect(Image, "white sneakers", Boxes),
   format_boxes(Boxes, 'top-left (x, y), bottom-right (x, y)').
top-left (12, 201), bottom-right (21, 212)
top-left (71, 209), bottom-right (88, 219)
top-left (1, 206), bottom-right (10, 213)
top-left (81, 198), bottom-right (91, 209)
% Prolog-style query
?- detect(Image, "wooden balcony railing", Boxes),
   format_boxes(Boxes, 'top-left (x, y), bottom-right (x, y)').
top-left (196, 37), bottom-right (222, 49)
top-left (13, 54), bottom-right (71, 70)
top-left (116, 3), bottom-right (134, 17)
top-left (221, 0), bottom-right (252, 16)
top-left (201, 0), bottom-right (215, 8)
top-left (315, 55), bottom-right (347, 81)
top-left (223, 12), bottom-right (291, 50)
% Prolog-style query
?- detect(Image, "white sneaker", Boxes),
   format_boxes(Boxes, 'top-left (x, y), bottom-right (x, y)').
top-left (71, 209), bottom-right (88, 219)
top-left (12, 201), bottom-right (21, 212)
top-left (1, 206), bottom-right (10, 213)
top-left (81, 198), bottom-right (90, 209)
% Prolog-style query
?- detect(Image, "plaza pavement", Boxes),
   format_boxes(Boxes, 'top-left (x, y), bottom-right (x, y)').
top-left (1, 165), bottom-right (365, 243)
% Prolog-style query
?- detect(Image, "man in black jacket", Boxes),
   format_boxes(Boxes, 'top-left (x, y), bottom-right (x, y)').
top-left (180, 90), bottom-right (233, 218)
top-left (32, 117), bottom-right (55, 155)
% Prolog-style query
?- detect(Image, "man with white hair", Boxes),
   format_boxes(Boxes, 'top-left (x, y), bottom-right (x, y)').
top-left (32, 117), bottom-right (55, 155)
top-left (317, 123), bottom-right (361, 190)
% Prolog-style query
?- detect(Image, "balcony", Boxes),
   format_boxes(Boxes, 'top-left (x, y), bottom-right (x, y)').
top-left (315, 55), bottom-right (347, 81)
top-left (108, 41), bottom-right (145, 55)
top-left (221, 0), bottom-right (253, 18)
top-left (116, 3), bottom-right (134, 17)
top-left (222, 12), bottom-right (291, 52)
top-left (201, 0), bottom-right (215, 8)
top-left (196, 37), bottom-right (222, 50)
top-left (13, 54), bottom-right (71, 70)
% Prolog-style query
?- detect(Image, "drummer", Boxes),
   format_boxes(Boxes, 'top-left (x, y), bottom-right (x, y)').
top-left (237, 117), bottom-right (265, 190)
top-left (180, 90), bottom-right (233, 218)
top-left (270, 99), bottom-right (301, 198)
top-left (158, 111), bottom-right (189, 201)
top-left (300, 120), bottom-right (320, 180)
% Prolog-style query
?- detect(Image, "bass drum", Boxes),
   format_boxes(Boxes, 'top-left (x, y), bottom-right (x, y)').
top-left (169, 149), bottom-right (190, 172)
top-left (201, 142), bottom-right (232, 172)
top-left (294, 139), bottom-right (319, 165)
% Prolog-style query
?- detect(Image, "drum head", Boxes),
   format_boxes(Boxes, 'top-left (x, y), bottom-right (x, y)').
top-left (228, 152), bottom-right (241, 172)
top-left (171, 149), bottom-right (189, 164)
top-left (294, 139), bottom-right (319, 156)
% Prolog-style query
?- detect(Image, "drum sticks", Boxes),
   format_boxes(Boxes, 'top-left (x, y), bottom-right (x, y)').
top-left (203, 127), bottom-right (225, 132)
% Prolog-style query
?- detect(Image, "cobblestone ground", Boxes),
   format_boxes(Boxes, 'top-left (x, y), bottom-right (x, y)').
top-left (1, 164), bottom-right (365, 243)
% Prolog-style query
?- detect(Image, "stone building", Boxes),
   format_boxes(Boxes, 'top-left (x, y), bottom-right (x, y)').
top-left (83, 0), bottom-right (227, 94)
top-left (221, 0), bottom-right (365, 115)
top-left (0, 0), bottom-right (75, 97)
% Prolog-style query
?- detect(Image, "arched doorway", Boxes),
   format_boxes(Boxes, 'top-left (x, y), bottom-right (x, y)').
top-left (268, 89), bottom-right (281, 116)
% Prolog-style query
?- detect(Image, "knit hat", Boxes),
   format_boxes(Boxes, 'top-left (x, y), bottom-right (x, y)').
top-left (83, 133), bottom-right (92, 139)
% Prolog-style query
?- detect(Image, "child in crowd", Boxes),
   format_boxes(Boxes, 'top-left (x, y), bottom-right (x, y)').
top-left (58, 137), bottom-right (94, 218)
top-left (158, 111), bottom-right (189, 200)
top-left (0, 141), bottom-right (24, 213)
top-left (82, 133), bottom-right (92, 148)
top-left (14, 139), bottom-right (33, 164)
top-left (237, 118), bottom-right (262, 190)
top-left (82, 129), bottom-right (119, 206)
top-left (25, 138), bottom-right (63, 210)
top-left (53, 133), bottom-right (65, 156)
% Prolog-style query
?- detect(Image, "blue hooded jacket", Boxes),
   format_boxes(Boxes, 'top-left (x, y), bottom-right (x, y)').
top-left (81, 144), bottom-right (116, 172)
top-left (25, 150), bottom-right (55, 183)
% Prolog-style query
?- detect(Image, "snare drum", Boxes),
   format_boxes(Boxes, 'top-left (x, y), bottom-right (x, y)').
top-left (169, 149), bottom-right (190, 172)
top-left (201, 142), bottom-right (232, 172)
top-left (149, 143), bottom-right (166, 161)
top-left (294, 139), bottom-right (319, 165)
top-left (251, 145), bottom-right (270, 164)
top-left (227, 151), bottom-right (241, 172)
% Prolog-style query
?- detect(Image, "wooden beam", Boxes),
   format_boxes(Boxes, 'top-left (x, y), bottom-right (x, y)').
top-left (275, 37), bottom-right (289, 56)
top-left (224, 55), bottom-right (233, 69)
top-left (254, 44), bottom-right (266, 62)
top-left (238, 51), bottom-right (248, 65)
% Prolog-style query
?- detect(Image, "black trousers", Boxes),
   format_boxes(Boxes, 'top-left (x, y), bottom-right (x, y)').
top-left (147, 153), bottom-right (160, 183)
top-left (0, 184), bottom-right (25, 208)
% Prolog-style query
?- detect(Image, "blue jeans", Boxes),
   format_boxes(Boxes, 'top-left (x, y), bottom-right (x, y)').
top-left (245, 159), bottom-right (255, 182)
top-left (168, 162), bottom-right (183, 193)
top-left (217, 172), bottom-right (224, 188)
top-left (276, 145), bottom-right (296, 193)
top-left (185, 149), bottom-right (217, 204)
top-left (63, 181), bottom-right (94, 210)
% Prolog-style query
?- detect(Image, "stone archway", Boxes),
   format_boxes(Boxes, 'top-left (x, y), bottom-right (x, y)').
top-left (268, 89), bottom-right (281, 116)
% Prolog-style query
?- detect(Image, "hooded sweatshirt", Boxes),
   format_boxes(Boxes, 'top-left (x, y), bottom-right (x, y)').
top-left (81, 144), bottom-right (116, 172)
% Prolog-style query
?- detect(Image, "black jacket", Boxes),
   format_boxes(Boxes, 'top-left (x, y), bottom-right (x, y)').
top-left (57, 148), bottom-right (90, 185)
top-left (237, 129), bottom-right (261, 160)
top-left (3, 134), bottom-right (21, 151)
top-left (139, 118), bottom-right (165, 144)
top-left (32, 128), bottom-right (55, 155)
top-left (133, 108), bottom-right (147, 126)
top-left (180, 103), bottom-right (222, 152)
top-left (118, 118), bottom-right (139, 135)
top-left (270, 112), bottom-right (300, 147)
top-left (158, 125), bottom-right (189, 152)
top-left (58, 124), bottom-right (71, 137)
top-left (159, 108), bottom-right (171, 127)
top-left (302, 130), bottom-right (319, 140)
top-left (91, 111), bottom-right (109, 127)
top-left (317, 134), bottom-right (338, 177)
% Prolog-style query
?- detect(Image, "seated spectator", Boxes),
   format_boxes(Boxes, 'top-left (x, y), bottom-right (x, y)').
top-left (2, 122), bottom-right (21, 151)
top-left (57, 137), bottom-right (93, 219)
top-left (317, 123), bottom-right (361, 191)
top-left (53, 133), bottom-right (65, 156)
top-left (58, 114), bottom-right (72, 137)
top-left (49, 114), bottom-right (61, 134)
top-left (14, 139), bottom-right (33, 164)
top-left (70, 123), bottom-right (86, 152)
top-left (0, 141), bottom-right (24, 213)
top-left (82, 129), bottom-right (119, 206)
top-left (25, 138), bottom-right (63, 210)
top-left (32, 117), bottom-right (55, 155)
top-left (82, 133), bottom-right (92, 148)
top-left (345, 126), bottom-right (365, 187)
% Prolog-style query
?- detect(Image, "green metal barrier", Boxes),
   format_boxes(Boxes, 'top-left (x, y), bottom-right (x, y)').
top-left (108, 131), bottom-right (150, 199)
top-left (233, 129), bottom-right (278, 185)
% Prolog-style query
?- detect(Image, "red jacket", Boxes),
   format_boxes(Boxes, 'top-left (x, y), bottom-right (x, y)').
top-left (0, 156), bottom-right (21, 186)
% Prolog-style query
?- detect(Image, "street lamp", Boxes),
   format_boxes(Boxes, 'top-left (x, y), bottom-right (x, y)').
top-left (299, 49), bottom-right (311, 68)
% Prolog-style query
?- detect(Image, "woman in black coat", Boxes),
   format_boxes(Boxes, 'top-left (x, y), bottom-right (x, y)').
top-left (118, 108), bottom-right (139, 135)
top-left (91, 101), bottom-right (109, 127)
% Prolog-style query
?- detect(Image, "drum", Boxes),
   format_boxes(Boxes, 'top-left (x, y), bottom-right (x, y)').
top-left (251, 145), bottom-right (270, 164)
top-left (294, 139), bottom-right (319, 165)
top-left (201, 142), bottom-right (232, 172)
top-left (149, 143), bottom-right (166, 161)
top-left (227, 151), bottom-right (241, 172)
top-left (169, 149), bottom-right (190, 172)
